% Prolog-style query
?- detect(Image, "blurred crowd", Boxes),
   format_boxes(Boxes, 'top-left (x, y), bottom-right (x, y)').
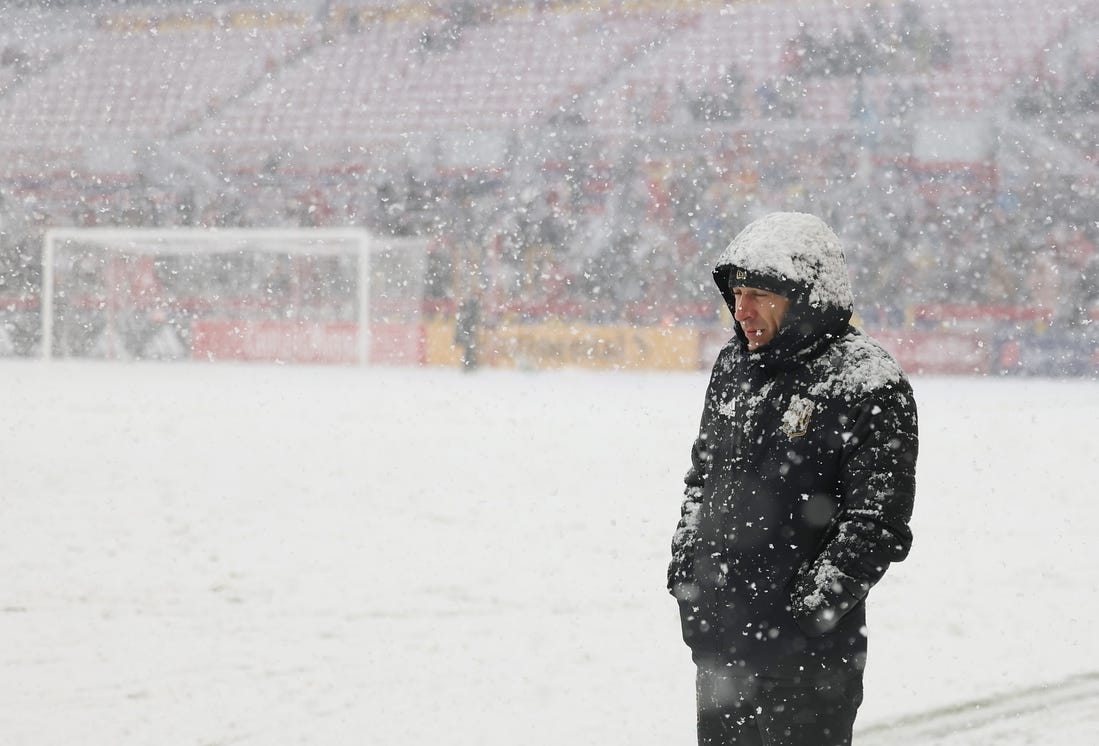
top-left (3, 121), bottom-right (1096, 342)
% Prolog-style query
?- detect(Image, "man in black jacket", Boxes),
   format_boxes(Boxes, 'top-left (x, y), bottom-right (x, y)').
top-left (668, 212), bottom-right (918, 746)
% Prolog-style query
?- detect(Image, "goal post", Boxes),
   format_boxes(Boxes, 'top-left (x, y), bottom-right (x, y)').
top-left (41, 227), bottom-right (427, 365)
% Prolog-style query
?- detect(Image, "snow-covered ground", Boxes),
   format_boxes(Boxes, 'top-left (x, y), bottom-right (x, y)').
top-left (2, 360), bottom-right (1097, 745)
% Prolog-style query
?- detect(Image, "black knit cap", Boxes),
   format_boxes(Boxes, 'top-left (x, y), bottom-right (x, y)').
top-left (714, 263), bottom-right (806, 302)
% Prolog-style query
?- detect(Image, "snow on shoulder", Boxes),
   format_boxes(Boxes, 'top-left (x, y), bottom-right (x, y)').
top-left (717, 212), bottom-right (855, 311)
top-left (810, 332), bottom-right (907, 400)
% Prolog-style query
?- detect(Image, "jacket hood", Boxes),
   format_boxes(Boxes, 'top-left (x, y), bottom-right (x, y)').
top-left (714, 212), bottom-right (854, 366)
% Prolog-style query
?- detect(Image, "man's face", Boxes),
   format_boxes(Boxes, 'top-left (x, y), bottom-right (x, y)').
top-left (732, 286), bottom-right (790, 350)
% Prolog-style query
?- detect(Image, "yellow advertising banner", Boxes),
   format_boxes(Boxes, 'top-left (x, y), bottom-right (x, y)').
top-left (424, 319), bottom-right (701, 371)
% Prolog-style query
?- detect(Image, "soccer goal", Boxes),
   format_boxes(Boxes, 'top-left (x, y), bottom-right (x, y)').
top-left (41, 227), bottom-right (428, 365)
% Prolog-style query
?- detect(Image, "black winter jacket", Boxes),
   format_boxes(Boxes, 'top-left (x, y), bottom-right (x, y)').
top-left (669, 213), bottom-right (918, 681)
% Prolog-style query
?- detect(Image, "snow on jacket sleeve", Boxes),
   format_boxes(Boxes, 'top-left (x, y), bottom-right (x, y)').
top-left (790, 382), bottom-right (918, 636)
top-left (668, 353), bottom-right (729, 596)
top-left (667, 433), bottom-right (710, 595)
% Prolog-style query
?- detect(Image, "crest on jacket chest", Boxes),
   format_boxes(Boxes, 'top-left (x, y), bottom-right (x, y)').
top-left (781, 394), bottom-right (815, 439)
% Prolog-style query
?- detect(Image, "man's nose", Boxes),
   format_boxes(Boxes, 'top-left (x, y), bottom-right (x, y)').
top-left (734, 298), bottom-right (752, 320)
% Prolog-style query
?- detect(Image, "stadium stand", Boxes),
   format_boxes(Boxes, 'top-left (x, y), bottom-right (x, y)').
top-left (1, 0), bottom-right (1097, 373)
top-left (0, 9), bottom-right (315, 163)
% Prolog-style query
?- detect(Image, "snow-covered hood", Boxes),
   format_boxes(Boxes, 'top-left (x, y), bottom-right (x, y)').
top-left (713, 212), bottom-right (855, 364)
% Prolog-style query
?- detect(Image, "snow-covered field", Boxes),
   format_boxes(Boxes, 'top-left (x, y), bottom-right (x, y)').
top-left (2, 360), bottom-right (1097, 745)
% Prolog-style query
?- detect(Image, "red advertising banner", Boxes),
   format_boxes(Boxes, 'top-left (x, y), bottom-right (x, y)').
top-left (192, 321), bottom-right (359, 364)
top-left (370, 322), bottom-right (426, 366)
top-left (191, 320), bottom-right (425, 365)
top-left (875, 330), bottom-right (992, 375)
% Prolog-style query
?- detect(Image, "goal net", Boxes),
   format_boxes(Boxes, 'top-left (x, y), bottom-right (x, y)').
top-left (41, 227), bottom-right (427, 365)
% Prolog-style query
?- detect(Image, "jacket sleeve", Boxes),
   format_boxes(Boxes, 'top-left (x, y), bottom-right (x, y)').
top-left (790, 381), bottom-right (918, 636)
top-left (668, 361), bottom-right (725, 596)
top-left (667, 433), bottom-right (711, 595)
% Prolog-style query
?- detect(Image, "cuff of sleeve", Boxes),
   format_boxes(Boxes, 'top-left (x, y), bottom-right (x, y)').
top-left (791, 571), bottom-right (870, 637)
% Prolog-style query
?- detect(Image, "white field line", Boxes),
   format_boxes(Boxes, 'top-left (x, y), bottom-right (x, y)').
top-left (857, 672), bottom-right (1099, 745)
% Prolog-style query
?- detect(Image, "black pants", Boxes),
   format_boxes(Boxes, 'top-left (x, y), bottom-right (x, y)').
top-left (696, 665), bottom-right (863, 746)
